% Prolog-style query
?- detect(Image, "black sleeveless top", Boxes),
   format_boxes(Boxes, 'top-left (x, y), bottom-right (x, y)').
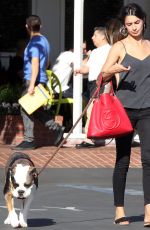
top-left (116, 44), bottom-right (150, 109)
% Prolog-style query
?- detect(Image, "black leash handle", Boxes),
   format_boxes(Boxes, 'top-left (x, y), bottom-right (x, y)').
top-left (38, 86), bottom-right (98, 175)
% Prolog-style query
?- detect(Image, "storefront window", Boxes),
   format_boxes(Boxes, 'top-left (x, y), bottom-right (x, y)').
top-left (65, 0), bottom-right (123, 50)
top-left (0, 0), bottom-right (31, 52)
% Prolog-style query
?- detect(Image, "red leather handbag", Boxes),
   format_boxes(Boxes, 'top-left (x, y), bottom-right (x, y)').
top-left (87, 77), bottom-right (133, 139)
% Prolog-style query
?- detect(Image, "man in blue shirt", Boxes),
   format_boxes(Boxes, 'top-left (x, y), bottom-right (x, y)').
top-left (12, 15), bottom-right (64, 150)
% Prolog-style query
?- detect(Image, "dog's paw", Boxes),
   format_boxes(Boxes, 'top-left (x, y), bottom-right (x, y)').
top-left (9, 212), bottom-right (20, 228)
top-left (4, 216), bottom-right (11, 225)
top-left (4, 215), bottom-right (19, 228)
top-left (19, 221), bottom-right (28, 228)
top-left (19, 212), bottom-right (28, 228)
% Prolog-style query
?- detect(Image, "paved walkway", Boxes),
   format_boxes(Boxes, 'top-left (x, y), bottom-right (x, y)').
top-left (0, 143), bottom-right (141, 169)
top-left (0, 168), bottom-right (145, 230)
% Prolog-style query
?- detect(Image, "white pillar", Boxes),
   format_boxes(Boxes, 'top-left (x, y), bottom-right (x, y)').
top-left (72, 0), bottom-right (84, 137)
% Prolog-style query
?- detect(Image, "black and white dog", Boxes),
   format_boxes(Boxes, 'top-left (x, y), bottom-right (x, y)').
top-left (3, 152), bottom-right (38, 228)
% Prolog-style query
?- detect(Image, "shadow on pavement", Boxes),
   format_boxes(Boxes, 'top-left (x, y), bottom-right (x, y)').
top-left (28, 218), bottom-right (56, 227)
top-left (129, 214), bottom-right (144, 223)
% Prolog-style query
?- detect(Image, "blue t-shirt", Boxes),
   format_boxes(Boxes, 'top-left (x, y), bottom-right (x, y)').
top-left (24, 35), bottom-right (50, 83)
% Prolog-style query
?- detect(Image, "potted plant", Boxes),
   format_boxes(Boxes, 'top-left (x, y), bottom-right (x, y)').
top-left (0, 84), bottom-right (21, 115)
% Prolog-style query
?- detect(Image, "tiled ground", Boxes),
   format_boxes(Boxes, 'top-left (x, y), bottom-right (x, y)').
top-left (0, 143), bottom-right (141, 170)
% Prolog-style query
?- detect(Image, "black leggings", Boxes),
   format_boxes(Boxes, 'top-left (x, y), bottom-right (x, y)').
top-left (113, 108), bottom-right (150, 206)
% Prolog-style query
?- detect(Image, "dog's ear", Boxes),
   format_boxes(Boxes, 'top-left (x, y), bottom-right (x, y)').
top-left (3, 167), bottom-right (13, 195)
top-left (30, 167), bottom-right (38, 188)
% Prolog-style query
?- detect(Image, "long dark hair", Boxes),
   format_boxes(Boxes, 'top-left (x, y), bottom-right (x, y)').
top-left (105, 18), bottom-right (125, 45)
top-left (119, 3), bottom-right (146, 29)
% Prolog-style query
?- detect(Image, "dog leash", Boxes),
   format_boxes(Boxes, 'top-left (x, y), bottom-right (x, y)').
top-left (37, 86), bottom-right (99, 175)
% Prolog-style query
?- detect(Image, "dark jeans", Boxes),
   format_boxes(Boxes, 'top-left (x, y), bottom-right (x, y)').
top-left (62, 86), bottom-right (73, 98)
top-left (87, 80), bottom-right (106, 99)
top-left (88, 80), bottom-right (96, 98)
top-left (113, 107), bottom-right (150, 206)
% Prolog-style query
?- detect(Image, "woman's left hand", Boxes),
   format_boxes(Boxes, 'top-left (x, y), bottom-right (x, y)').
top-left (114, 63), bottom-right (131, 73)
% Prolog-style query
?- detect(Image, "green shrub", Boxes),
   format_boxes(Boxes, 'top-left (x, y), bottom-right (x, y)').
top-left (0, 84), bottom-right (20, 103)
top-left (0, 84), bottom-right (21, 115)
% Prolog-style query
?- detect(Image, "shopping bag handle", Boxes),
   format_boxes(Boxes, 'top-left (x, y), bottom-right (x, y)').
top-left (96, 73), bottom-right (114, 97)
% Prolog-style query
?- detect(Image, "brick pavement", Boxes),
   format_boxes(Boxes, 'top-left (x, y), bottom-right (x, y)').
top-left (0, 115), bottom-right (141, 169)
top-left (0, 143), bottom-right (141, 169)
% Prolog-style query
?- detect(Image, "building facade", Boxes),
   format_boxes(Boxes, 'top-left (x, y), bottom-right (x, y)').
top-left (0, 0), bottom-right (150, 68)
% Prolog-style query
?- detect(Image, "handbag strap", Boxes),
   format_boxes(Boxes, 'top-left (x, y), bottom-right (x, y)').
top-left (97, 73), bottom-right (114, 96)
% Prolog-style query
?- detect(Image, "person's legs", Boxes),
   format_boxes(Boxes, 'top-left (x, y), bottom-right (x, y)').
top-left (136, 108), bottom-right (150, 225)
top-left (21, 107), bottom-right (34, 142)
top-left (33, 107), bottom-right (65, 146)
top-left (11, 81), bottom-right (36, 150)
top-left (76, 99), bottom-right (105, 148)
top-left (113, 133), bottom-right (133, 224)
top-left (19, 80), bottom-right (35, 142)
top-left (113, 107), bottom-right (137, 225)
top-left (62, 86), bottom-right (73, 98)
top-left (84, 80), bottom-right (97, 134)
top-left (82, 81), bottom-right (110, 147)
top-left (12, 80), bottom-right (64, 149)
top-left (85, 99), bottom-right (93, 134)
top-left (76, 100), bottom-right (104, 147)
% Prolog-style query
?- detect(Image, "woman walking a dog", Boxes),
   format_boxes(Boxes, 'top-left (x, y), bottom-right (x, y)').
top-left (100, 3), bottom-right (150, 226)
